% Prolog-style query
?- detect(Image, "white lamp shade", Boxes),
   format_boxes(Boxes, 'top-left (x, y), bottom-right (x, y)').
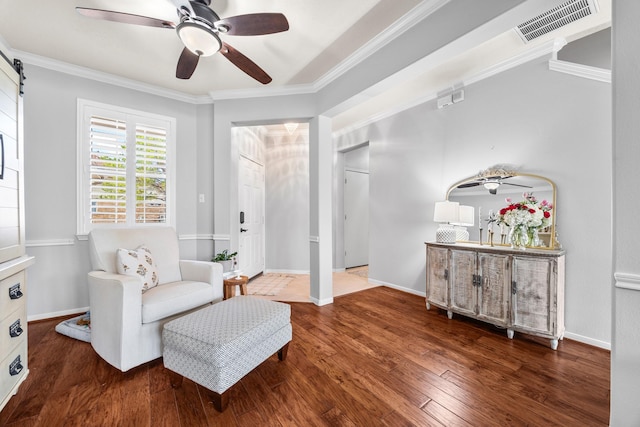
top-left (433, 201), bottom-right (459, 223)
top-left (177, 21), bottom-right (222, 57)
top-left (455, 205), bottom-right (475, 227)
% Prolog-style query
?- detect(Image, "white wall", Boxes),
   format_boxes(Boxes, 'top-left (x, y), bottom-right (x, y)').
top-left (265, 129), bottom-right (310, 273)
top-left (334, 57), bottom-right (612, 347)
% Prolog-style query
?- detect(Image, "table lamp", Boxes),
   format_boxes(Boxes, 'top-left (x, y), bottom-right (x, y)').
top-left (452, 205), bottom-right (474, 241)
top-left (433, 201), bottom-right (459, 243)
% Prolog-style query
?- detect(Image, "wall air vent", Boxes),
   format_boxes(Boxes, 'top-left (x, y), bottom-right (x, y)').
top-left (514, 0), bottom-right (599, 43)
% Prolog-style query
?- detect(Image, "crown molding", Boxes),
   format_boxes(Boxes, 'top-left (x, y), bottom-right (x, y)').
top-left (548, 58), bottom-right (611, 83)
top-left (332, 38), bottom-right (568, 137)
top-left (13, 49), bottom-right (213, 104)
top-left (208, 82), bottom-right (316, 101)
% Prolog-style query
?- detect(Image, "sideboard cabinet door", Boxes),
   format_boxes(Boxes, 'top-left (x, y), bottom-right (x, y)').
top-left (510, 255), bottom-right (564, 349)
top-left (426, 246), bottom-right (449, 312)
top-left (477, 253), bottom-right (510, 327)
top-left (450, 250), bottom-right (477, 317)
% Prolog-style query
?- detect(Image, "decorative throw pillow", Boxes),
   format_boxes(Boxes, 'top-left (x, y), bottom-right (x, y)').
top-left (116, 245), bottom-right (160, 292)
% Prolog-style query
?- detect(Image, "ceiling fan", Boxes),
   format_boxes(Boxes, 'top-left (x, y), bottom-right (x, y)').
top-left (76, 0), bottom-right (289, 84)
top-left (457, 176), bottom-right (532, 195)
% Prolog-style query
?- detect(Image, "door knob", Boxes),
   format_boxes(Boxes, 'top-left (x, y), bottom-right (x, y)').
top-left (240, 228), bottom-right (248, 233)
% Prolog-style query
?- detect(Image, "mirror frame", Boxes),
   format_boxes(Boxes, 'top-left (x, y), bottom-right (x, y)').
top-left (445, 168), bottom-right (558, 250)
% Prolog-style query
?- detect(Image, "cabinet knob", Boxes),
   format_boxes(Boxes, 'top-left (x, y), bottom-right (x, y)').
top-left (9, 355), bottom-right (23, 376)
top-left (9, 283), bottom-right (23, 300)
top-left (9, 319), bottom-right (23, 338)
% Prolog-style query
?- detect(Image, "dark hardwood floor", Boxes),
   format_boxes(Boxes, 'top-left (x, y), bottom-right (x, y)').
top-left (0, 287), bottom-right (609, 426)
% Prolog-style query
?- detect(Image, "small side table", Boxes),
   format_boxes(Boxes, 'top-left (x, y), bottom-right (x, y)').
top-left (223, 275), bottom-right (249, 300)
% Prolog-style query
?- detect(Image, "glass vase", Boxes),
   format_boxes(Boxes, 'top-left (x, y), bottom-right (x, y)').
top-left (528, 227), bottom-right (541, 247)
top-left (509, 225), bottom-right (529, 250)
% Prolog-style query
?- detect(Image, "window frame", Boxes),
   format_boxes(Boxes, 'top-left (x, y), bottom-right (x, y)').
top-left (77, 99), bottom-right (176, 238)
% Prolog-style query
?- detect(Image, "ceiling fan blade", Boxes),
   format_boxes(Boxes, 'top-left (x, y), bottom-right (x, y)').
top-left (76, 7), bottom-right (176, 29)
top-left (219, 42), bottom-right (272, 84)
top-left (503, 183), bottom-right (533, 188)
top-left (216, 13), bottom-right (289, 36)
top-left (176, 48), bottom-right (200, 79)
top-left (457, 182), bottom-right (481, 188)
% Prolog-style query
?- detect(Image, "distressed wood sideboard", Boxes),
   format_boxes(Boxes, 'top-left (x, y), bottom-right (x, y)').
top-left (425, 241), bottom-right (566, 349)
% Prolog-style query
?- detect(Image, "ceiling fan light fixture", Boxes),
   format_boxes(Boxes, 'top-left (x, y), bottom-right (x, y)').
top-left (483, 181), bottom-right (500, 191)
top-left (176, 21), bottom-right (221, 56)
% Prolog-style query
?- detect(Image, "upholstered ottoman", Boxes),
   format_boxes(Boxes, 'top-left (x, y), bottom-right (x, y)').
top-left (162, 296), bottom-right (292, 411)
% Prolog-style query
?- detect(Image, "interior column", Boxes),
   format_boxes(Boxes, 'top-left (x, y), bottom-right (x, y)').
top-left (309, 115), bottom-right (333, 305)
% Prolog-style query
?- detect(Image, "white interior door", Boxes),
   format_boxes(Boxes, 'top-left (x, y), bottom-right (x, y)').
top-left (238, 156), bottom-right (265, 278)
top-left (344, 169), bottom-right (369, 268)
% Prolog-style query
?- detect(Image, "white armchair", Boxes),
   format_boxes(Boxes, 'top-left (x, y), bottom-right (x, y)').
top-left (87, 227), bottom-right (223, 372)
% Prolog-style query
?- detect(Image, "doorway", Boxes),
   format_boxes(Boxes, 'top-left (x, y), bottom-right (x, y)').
top-left (343, 145), bottom-right (370, 269)
top-left (238, 155), bottom-right (265, 278)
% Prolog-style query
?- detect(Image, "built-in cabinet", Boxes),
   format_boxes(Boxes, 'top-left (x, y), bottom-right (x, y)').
top-left (0, 54), bottom-right (34, 413)
top-left (426, 242), bottom-right (565, 349)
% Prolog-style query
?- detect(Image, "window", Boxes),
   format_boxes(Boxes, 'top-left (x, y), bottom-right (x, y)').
top-left (77, 100), bottom-right (176, 236)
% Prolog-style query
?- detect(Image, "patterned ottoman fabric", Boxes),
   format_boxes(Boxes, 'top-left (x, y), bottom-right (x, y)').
top-left (162, 296), bottom-right (292, 396)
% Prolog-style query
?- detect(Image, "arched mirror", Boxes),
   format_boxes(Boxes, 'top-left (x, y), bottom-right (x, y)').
top-left (446, 167), bottom-right (558, 249)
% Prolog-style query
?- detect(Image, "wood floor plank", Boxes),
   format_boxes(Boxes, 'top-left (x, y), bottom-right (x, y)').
top-left (0, 287), bottom-right (610, 426)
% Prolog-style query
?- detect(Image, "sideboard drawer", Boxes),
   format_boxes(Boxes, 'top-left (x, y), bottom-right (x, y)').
top-left (0, 340), bottom-right (27, 407)
top-left (0, 303), bottom-right (26, 356)
top-left (0, 271), bottom-right (25, 316)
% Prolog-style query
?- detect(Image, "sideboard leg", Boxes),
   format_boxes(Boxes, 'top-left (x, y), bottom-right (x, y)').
top-left (507, 329), bottom-right (514, 339)
top-left (550, 339), bottom-right (559, 350)
top-left (426, 301), bottom-right (431, 310)
top-left (447, 310), bottom-right (453, 319)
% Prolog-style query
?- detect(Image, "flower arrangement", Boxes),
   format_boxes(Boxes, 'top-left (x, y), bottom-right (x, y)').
top-left (497, 192), bottom-right (552, 229)
top-left (497, 192), bottom-right (552, 248)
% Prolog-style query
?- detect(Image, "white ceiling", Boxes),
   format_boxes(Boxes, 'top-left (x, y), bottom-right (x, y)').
top-left (0, 0), bottom-right (611, 131)
top-left (0, 0), bottom-right (422, 95)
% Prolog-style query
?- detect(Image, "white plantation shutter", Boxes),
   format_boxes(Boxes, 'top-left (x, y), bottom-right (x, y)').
top-left (89, 116), bottom-right (127, 224)
top-left (78, 100), bottom-right (176, 235)
top-left (135, 124), bottom-right (167, 223)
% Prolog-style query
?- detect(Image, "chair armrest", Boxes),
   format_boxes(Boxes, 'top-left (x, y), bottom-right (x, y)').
top-left (88, 271), bottom-right (143, 316)
top-left (87, 271), bottom-right (144, 370)
top-left (179, 260), bottom-right (223, 287)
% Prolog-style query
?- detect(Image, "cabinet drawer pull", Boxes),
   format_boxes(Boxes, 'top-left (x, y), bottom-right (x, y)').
top-left (444, 268), bottom-right (449, 280)
top-left (9, 283), bottom-right (23, 300)
top-left (9, 355), bottom-right (23, 376)
top-left (512, 280), bottom-right (517, 295)
top-left (9, 319), bottom-right (23, 338)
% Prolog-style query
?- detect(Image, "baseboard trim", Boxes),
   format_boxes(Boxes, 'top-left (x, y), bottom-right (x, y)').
top-left (563, 332), bottom-right (611, 350)
top-left (28, 306), bottom-right (89, 322)
top-left (25, 239), bottom-right (75, 247)
top-left (264, 269), bottom-right (310, 275)
top-left (311, 296), bottom-right (334, 306)
top-left (370, 278), bottom-right (426, 297)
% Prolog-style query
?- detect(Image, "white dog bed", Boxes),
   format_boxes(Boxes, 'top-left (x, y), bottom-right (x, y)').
top-left (55, 312), bottom-right (91, 343)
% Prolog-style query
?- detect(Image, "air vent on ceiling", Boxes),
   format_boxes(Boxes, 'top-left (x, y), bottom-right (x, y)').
top-left (515, 0), bottom-right (599, 43)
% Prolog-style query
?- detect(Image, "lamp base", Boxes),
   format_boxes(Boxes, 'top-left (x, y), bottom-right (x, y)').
top-left (436, 224), bottom-right (457, 244)
top-left (454, 226), bottom-right (469, 241)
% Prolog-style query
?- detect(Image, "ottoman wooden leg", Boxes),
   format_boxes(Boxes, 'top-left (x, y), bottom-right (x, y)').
top-left (206, 389), bottom-right (230, 412)
top-left (278, 342), bottom-right (290, 361)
